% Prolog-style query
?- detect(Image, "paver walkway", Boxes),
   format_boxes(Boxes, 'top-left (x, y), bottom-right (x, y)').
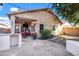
top-left (0, 37), bottom-right (73, 56)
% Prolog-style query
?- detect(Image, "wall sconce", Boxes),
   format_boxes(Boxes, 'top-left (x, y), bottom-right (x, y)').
top-left (12, 21), bottom-right (13, 24)
top-left (15, 16), bottom-right (19, 19)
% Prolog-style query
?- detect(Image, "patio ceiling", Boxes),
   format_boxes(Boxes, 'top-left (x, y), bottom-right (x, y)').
top-left (15, 17), bottom-right (37, 24)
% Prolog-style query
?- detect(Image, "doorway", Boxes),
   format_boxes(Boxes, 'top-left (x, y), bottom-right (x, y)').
top-left (21, 22), bottom-right (30, 38)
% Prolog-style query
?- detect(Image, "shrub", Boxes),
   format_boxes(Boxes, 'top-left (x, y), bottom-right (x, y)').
top-left (40, 29), bottom-right (51, 39)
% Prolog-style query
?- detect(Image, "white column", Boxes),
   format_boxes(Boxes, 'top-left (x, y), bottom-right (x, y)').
top-left (35, 23), bottom-right (40, 37)
top-left (19, 24), bottom-right (21, 33)
top-left (11, 17), bottom-right (15, 34)
top-left (18, 34), bottom-right (22, 47)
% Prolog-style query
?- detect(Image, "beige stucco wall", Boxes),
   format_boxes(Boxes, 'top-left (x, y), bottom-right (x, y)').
top-left (9, 10), bottom-right (62, 35)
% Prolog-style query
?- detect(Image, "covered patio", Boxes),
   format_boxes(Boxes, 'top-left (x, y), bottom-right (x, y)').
top-left (14, 17), bottom-right (38, 38)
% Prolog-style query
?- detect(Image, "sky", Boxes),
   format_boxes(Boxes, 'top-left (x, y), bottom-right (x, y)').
top-left (0, 3), bottom-right (65, 28)
top-left (0, 3), bottom-right (52, 28)
top-left (0, 3), bottom-right (50, 16)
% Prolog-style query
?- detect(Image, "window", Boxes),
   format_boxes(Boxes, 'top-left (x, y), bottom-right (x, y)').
top-left (53, 25), bottom-right (56, 31)
top-left (15, 26), bottom-right (19, 33)
top-left (31, 26), bottom-right (35, 32)
top-left (40, 24), bottom-right (44, 32)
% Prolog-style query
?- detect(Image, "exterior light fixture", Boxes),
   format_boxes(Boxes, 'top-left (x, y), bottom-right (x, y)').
top-left (15, 16), bottom-right (19, 19)
top-left (47, 9), bottom-right (50, 12)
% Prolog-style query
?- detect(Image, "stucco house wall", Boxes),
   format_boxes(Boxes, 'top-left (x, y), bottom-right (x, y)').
top-left (8, 8), bottom-right (62, 36)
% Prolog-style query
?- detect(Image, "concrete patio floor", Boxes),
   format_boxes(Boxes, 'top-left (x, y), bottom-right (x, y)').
top-left (0, 37), bottom-right (73, 56)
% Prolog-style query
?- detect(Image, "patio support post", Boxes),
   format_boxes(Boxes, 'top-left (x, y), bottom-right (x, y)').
top-left (19, 24), bottom-right (21, 33)
top-left (11, 17), bottom-right (15, 34)
top-left (35, 23), bottom-right (40, 37)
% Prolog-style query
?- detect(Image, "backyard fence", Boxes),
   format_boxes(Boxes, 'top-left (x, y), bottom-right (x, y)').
top-left (61, 26), bottom-right (79, 37)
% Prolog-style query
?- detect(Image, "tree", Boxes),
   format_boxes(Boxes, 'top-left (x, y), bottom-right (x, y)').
top-left (51, 3), bottom-right (79, 26)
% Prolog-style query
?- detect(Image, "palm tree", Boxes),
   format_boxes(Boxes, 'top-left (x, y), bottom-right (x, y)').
top-left (51, 3), bottom-right (79, 26)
